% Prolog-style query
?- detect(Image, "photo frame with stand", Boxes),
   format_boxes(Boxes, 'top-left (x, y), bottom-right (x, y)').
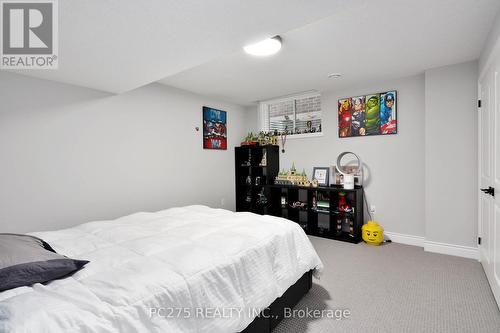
top-left (312, 167), bottom-right (330, 187)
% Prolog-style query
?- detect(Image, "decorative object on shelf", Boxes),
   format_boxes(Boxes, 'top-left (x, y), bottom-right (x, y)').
top-left (259, 150), bottom-right (267, 166)
top-left (275, 164), bottom-right (311, 186)
top-left (256, 188), bottom-right (268, 205)
top-left (241, 149), bottom-right (252, 166)
top-left (241, 132), bottom-right (259, 146)
top-left (280, 128), bottom-right (287, 153)
top-left (235, 145), bottom-right (279, 214)
top-left (289, 201), bottom-right (307, 210)
top-left (311, 179), bottom-right (319, 188)
top-left (335, 218), bottom-right (342, 236)
top-left (334, 151), bottom-right (363, 188)
top-left (312, 167), bottom-right (329, 187)
top-left (336, 192), bottom-right (355, 237)
top-left (362, 221), bottom-right (384, 246)
top-left (315, 199), bottom-right (330, 214)
top-left (203, 106), bottom-right (227, 150)
top-left (338, 91), bottom-right (397, 138)
top-left (312, 195), bottom-right (317, 210)
top-left (281, 195), bottom-right (287, 208)
top-left (245, 189), bottom-right (252, 203)
top-left (241, 132), bottom-right (279, 147)
top-left (337, 192), bottom-right (352, 213)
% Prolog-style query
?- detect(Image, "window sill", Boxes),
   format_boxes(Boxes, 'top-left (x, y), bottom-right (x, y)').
top-left (285, 132), bottom-right (324, 140)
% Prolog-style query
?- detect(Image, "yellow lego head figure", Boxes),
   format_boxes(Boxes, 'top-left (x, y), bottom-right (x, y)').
top-left (362, 221), bottom-right (384, 246)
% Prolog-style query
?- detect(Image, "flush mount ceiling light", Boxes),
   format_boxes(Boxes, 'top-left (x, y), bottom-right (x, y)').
top-left (328, 73), bottom-right (342, 79)
top-left (243, 36), bottom-right (282, 56)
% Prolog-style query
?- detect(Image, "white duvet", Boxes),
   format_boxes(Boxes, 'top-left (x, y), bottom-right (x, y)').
top-left (0, 206), bottom-right (323, 333)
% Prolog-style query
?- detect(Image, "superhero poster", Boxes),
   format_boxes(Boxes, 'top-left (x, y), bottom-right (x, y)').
top-left (338, 91), bottom-right (397, 137)
top-left (338, 98), bottom-right (352, 137)
top-left (203, 106), bottom-right (227, 150)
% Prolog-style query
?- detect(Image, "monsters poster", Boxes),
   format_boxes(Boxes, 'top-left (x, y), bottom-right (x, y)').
top-left (203, 106), bottom-right (227, 150)
top-left (338, 91), bottom-right (397, 137)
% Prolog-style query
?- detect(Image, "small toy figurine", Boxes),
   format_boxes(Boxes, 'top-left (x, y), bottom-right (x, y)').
top-left (281, 195), bottom-right (287, 208)
top-left (256, 188), bottom-right (268, 205)
top-left (242, 150), bottom-right (252, 166)
top-left (336, 219), bottom-right (342, 235)
top-left (337, 192), bottom-right (352, 213)
top-left (362, 221), bottom-right (384, 246)
top-left (259, 151), bottom-right (267, 166)
top-left (246, 175), bottom-right (252, 185)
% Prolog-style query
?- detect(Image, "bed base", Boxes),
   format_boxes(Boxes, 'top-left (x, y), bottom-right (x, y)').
top-left (241, 270), bottom-right (313, 333)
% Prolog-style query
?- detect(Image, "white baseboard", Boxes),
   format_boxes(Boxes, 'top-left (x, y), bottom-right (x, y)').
top-left (384, 231), bottom-right (478, 260)
top-left (384, 231), bottom-right (424, 247)
top-left (423, 240), bottom-right (479, 260)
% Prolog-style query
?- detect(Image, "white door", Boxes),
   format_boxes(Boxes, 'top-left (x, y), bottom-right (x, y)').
top-left (479, 64), bottom-right (500, 306)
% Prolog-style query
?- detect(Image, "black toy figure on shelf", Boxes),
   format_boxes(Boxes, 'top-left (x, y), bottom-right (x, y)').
top-left (256, 188), bottom-right (268, 206)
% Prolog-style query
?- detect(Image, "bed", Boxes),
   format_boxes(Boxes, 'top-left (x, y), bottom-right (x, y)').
top-left (0, 205), bottom-right (323, 333)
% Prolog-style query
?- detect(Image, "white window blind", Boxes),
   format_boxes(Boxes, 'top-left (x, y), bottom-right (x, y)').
top-left (259, 93), bottom-right (322, 136)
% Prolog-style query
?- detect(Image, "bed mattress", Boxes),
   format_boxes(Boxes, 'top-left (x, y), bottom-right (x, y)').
top-left (0, 205), bottom-right (323, 333)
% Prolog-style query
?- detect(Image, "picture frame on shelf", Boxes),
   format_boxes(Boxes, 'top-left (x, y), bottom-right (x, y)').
top-left (312, 167), bottom-right (329, 187)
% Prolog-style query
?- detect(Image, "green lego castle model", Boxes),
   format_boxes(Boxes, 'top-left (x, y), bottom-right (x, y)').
top-left (275, 163), bottom-right (311, 186)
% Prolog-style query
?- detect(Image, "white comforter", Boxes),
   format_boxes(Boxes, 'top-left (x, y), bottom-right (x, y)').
top-left (0, 206), bottom-right (323, 333)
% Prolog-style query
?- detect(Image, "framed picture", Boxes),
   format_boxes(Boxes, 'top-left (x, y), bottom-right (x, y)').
top-left (203, 106), bottom-right (227, 150)
top-left (338, 90), bottom-right (397, 138)
top-left (312, 167), bottom-right (330, 187)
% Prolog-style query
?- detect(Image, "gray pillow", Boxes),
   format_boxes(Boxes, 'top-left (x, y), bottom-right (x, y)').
top-left (0, 233), bottom-right (89, 292)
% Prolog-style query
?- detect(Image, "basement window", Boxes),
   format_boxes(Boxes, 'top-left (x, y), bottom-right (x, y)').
top-left (259, 92), bottom-right (322, 138)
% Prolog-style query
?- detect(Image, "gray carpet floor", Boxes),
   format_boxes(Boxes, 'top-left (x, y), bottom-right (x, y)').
top-left (274, 236), bottom-right (500, 333)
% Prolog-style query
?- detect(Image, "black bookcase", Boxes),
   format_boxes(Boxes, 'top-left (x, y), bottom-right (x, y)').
top-left (235, 145), bottom-right (279, 215)
top-left (235, 146), bottom-right (364, 243)
top-left (267, 185), bottom-right (364, 243)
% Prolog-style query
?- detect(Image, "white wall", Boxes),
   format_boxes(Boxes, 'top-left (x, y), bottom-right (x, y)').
top-left (253, 74), bottom-right (427, 237)
top-left (247, 65), bottom-right (479, 250)
top-left (0, 72), bottom-right (247, 233)
top-left (424, 61), bottom-right (478, 248)
top-left (480, 9), bottom-right (500, 76)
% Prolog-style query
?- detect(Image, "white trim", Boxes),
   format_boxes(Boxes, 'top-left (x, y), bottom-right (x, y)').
top-left (286, 132), bottom-right (324, 140)
top-left (384, 231), bottom-right (479, 260)
top-left (424, 240), bottom-right (479, 260)
top-left (384, 231), bottom-right (424, 247)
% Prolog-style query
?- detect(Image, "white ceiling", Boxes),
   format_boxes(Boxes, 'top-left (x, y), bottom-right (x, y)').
top-left (160, 0), bottom-right (500, 105)
top-left (12, 0), bottom-right (356, 93)
top-left (11, 0), bottom-right (500, 104)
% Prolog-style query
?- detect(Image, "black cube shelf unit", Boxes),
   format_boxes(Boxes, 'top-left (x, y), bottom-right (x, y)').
top-left (235, 145), bottom-right (280, 215)
top-left (235, 145), bottom-right (364, 243)
top-left (268, 185), bottom-right (364, 243)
